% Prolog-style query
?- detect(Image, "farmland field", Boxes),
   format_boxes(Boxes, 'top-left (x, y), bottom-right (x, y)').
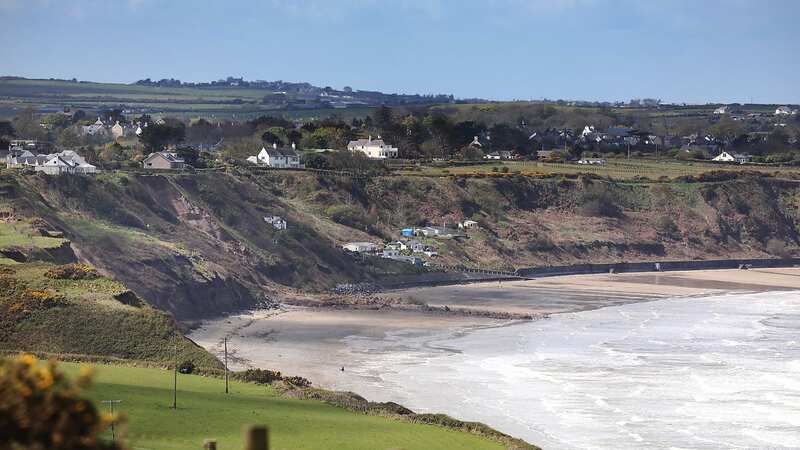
top-left (0, 78), bottom-right (375, 120)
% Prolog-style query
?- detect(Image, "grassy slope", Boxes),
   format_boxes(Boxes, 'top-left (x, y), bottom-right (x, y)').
top-left (60, 362), bottom-right (504, 450)
top-left (0, 262), bottom-right (219, 368)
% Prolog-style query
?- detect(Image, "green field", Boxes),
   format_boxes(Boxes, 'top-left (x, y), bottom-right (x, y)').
top-left (0, 78), bottom-right (375, 120)
top-left (398, 158), bottom-right (800, 180)
top-left (58, 362), bottom-right (504, 450)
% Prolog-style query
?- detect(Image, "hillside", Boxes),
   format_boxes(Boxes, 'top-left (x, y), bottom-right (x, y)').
top-left (0, 220), bottom-right (218, 367)
top-left (2, 169), bottom-right (800, 321)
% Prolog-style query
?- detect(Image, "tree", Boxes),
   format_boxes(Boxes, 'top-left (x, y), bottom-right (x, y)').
top-left (176, 146), bottom-right (200, 167)
top-left (138, 122), bottom-right (185, 151)
top-left (423, 113), bottom-right (454, 158)
top-left (12, 107), bottom-right (47, 140)
top-left (261, 130), bottom-right (284, 146)
top-left (0, 121), bottom-right (15, 138)
top-left (56, 128), bottom-right (82, 148)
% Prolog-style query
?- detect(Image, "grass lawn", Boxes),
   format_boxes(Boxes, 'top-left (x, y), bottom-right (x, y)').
top-left (59, 363), bottom-right (503, 450)
top-left (0, 222), bottom-right (67, 249)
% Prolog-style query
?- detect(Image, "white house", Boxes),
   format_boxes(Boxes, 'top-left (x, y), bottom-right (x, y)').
top-left (248, 143), bottom-right (302, 168)
top-left (713, 106), bottom-right (732, 115)
top-left (55, 150), bottom-right (97, 173)
top-left (712, 151), bottom-right (751, 164)
top-left (458, 220), bottom-right (479, 230)
top-left (36, 156), bottom-right (75, 175)
top-left (347, 136), bottom-right (398, 159)
top-left (775, 106), bottom-right (794, 116)
top-left (342, 242), bottom-right (378, 253)
top-left (264, 215), bottom-right (287, 230)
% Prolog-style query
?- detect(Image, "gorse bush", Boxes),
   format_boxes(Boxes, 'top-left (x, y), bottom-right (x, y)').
top-left (0, 354), bottom-right (125, 450)
top-left (45, 263), bottom-right (101, 280)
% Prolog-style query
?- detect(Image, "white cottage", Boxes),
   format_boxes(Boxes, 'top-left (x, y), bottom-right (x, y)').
top-left (347, 136), bottom-right (398, 159)
top-left (249, 143), bottom-right (302, 168)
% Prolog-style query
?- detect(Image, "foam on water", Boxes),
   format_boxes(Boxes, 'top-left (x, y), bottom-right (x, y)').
top-left (338, 291), bottom-right (800, 449)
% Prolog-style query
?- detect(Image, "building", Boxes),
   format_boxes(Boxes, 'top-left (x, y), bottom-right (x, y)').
top-left (111, 121), bottom-right (125, 139)
top-left (713, 105), bottom-right (732, 115)
top-left (459, 220), bottom-right (478, 230)
top-left (342, 242), bottom-right (378, 253)
top-left (347, 136), bottom-right (398, 159)
top-left (264, 215), bottom-right (287, 230)
top-left (142, 152), bottom-right (185, 170)
top-left (383, 255), bottom-right (423, 266)
top-left (401, 228), bottom-right (414, 237)
top-left (712, 151), bottom-right (751, 164)
top-left (247, 143), bottom-right (302, 168)
top-left (7, 151), bottom-right (49, 169)
top-left (775, 106), bottom-right (794, 116)
top-left (53, 150), bottom-right (97, 174)
top-left (82, 117), bottom-right (107, 136)
top-left (9, 140), bottom-right (53, 153)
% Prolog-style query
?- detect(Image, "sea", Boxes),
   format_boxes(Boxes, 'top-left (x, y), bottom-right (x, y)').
top-left (337, 292), bottom-right (800, 449)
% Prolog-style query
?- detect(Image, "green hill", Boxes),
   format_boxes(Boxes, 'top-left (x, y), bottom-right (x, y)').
top-left (61, 362), bottom-right (511, 450)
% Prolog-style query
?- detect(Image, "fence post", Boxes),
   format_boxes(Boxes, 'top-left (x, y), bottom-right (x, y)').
top-left (203, 439), bottom-right (217, 450)
top-left (243, 425), bottom-right (269, 450)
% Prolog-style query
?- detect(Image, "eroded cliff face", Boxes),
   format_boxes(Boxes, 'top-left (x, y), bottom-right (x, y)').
top-left (2, 170), bottom-right (798, 320)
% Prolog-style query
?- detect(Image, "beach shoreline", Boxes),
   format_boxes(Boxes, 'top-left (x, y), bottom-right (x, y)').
top-left (189, 267), bottom-right (800, 388)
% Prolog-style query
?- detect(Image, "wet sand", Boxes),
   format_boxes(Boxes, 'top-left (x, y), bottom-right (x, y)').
top-left (389, 268), bottom-right (800, 315)
top-left (189, 268), bottom-right (800, 388)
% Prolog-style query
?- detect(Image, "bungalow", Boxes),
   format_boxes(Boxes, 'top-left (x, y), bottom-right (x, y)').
top-left (347, 136), bottom-right (398, 159)
top-left (342, 242), bottom-right (378, 253)
top-left (248, 143), bottom-right (303, 168)
top-left (484, 152), bottom-right (501, 160)
top-left (407, 240), bottom-right (426, 253)
top-left (385, 241), bottom-right (405, 251)
top-left (35, 155), bottom-right (76, 175)
top-left (712, 151), bottom-right (751, 164)
top-left (416, 226), bottom-right (461, 239)
top-left (458, 220), bottom-right (479, 230)
top-left (142, 152), bottom-right (185, 170)
top-left (775, 106), bottom-right (794, 116)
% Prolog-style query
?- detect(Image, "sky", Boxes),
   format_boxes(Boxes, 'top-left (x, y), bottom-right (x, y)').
top-left (1, 0), bottom-right (799, 104)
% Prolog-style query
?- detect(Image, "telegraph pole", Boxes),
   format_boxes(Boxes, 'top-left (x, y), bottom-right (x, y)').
top-left (172, 333), bottom-right (178, 410)
top-left (224, 337), bottom-right (229, 394)
top-left (101, 400), bottom-right (122, 442)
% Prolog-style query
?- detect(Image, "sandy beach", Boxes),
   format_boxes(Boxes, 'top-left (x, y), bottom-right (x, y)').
top-left (190, 267), bottom-right (800, 387)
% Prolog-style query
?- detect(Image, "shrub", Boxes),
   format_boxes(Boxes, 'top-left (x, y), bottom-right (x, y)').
top-left (766, 238), bottom-right (791, 258)
top-left (236, 368), bottom-right (282, 384)
top-left (284, 376), bottom-right (312, 388)
top-left (501, 166), bottom-right (510, 173)
top-left (655, 216), bottom-right (680, 238)
top-left (578, 185), bottom-right (622, 218)
top-left (0, 354), bottom-right (125, 450)
top-left (44, 264), bottom-right (100, 280)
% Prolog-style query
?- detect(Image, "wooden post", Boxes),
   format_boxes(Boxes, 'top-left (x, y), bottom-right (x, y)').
top-left (224, 337), bottom-right (229, 394)
top-left (202, 439), bottom-right (217, 450)
top-left (243, 425), bottom-right (269, 450)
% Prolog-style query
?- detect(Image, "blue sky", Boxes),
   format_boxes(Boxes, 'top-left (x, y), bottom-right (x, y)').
top-left (1, 0), bottom-right (798, 103)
